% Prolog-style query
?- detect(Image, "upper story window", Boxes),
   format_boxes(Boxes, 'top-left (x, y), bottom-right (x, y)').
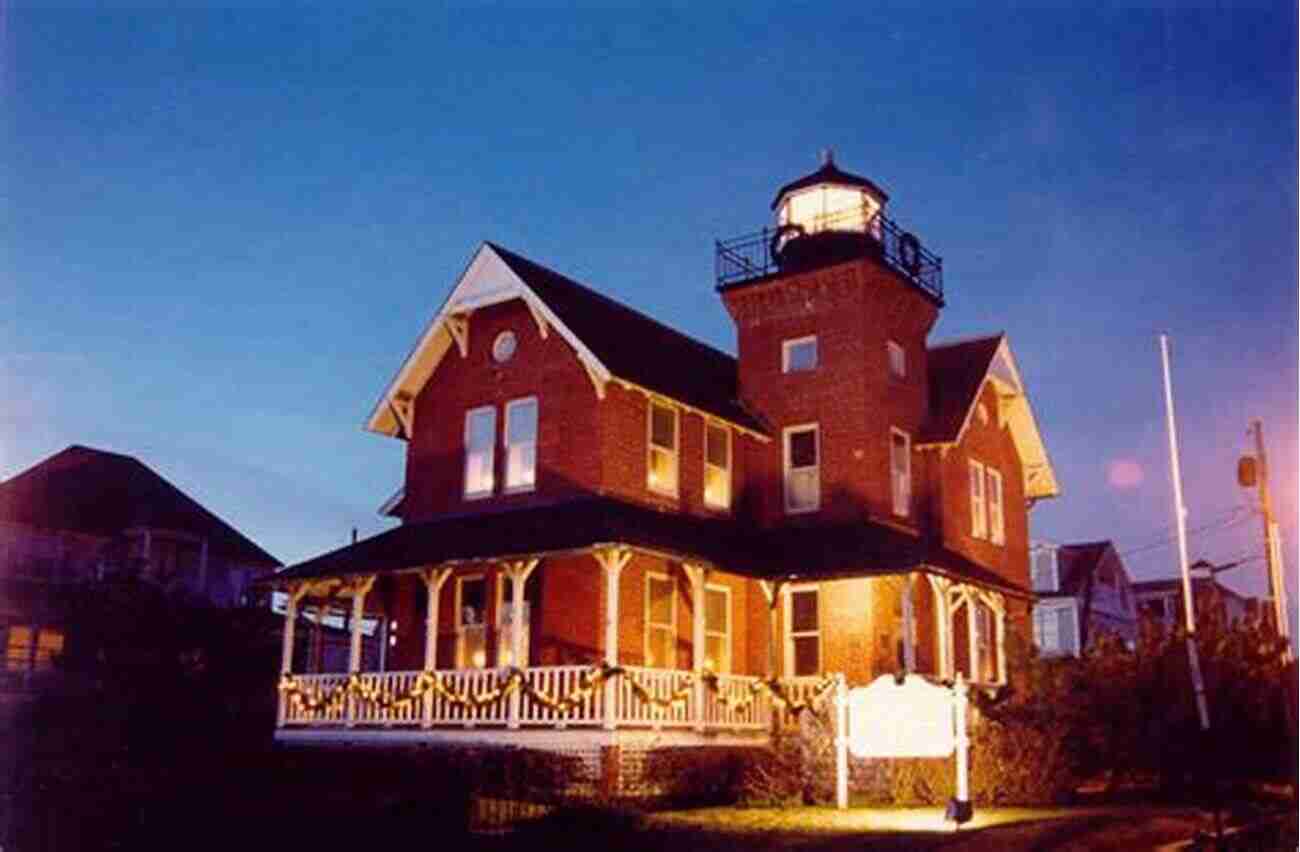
top-left (1031, 547), bottom-right (1058, 593)
top-left (887, 340), bottom-right (906, 379)
top-left (464, 406), bottom-right (497, 499)
top-left (703, 422), bottom-right (731, 510)
top-left (786, 585), bottom-right (820, 676)
top-left (645, 572), bottom-right (676, 668)
top-left (782, 336), bottom-right (818, 373)
top-left (969, 460), bottom-right (986, 538)
top-left (504, 397), bottom-right (538, 493)
top-left (704, 584), bottom-right (731, 673)
top-left (987, 468), bottom-right (1005, 544)
top-left (647, 401), bottom-right (679, 497)
top-left (783, 424), bottom-right (820, 514)
top-left (890, 428), bottom-right (911, 517)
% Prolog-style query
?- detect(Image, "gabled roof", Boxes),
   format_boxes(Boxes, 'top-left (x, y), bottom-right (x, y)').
top-left (771, 155), bottom-right (890, 209)
top-left (920, 333), bottom-right (1060, 501)
top-left (267, 495), bottom-right (1029, 597)
top-left (0, 445), bottom-right (281, 568)
top-left (1055, 540), bottom-right (1117, 595)
top-left (366, 243), bottom-right (768, 440)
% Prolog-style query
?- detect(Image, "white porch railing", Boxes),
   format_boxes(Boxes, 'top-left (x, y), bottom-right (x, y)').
top-left (280, 666), bottom-right (814, 732)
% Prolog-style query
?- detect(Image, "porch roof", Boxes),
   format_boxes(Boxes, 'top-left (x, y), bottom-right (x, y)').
top-left (265, 497), bottom-right (1029, 597)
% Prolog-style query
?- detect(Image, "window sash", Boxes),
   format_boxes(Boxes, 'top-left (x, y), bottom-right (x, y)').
top-left (969, 461), bottom-right (987, 538)
top-left (787, 587), bottom-right (820, 676)
top-left (704, 423), bottom-right (731, 509)
top-left (647, 403), bottom-right (679, 496)
top-left (784, 426), bottom-right (820, 513)
top-left (464, 407), bottom-right (497, 498)
top-left (646, 574), bottom-right (676, 668)
top-left (704, 585), bottom-right (730, 673)
top-left (782, 336), bottom-right (818, 373)
top-left (987, 468), bottom-right (1004, 544)
top-left (504, 398), bottom-right (538, 492)
top-left (890, 429), bottom-right (911, 517)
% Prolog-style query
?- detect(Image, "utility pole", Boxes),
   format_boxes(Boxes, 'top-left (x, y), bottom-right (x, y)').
top-left (1160, 334), bottom-right (1210, 730)
top-left (1248, 420), bottom-right (1291, 658)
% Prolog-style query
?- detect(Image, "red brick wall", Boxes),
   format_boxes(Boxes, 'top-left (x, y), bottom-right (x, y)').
top-left (721, 258), bottom-right (939, 527)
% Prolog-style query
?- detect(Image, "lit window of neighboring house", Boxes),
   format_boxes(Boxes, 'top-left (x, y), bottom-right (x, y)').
top-left (704, 584), bottom-right (730, 673)
top-left (782, 336), bottom-right (818, 373)
top-left (645, 573), bottom-right (676, 668)
top-left (887, 340), bottom-right (906, 379)
top-left (1033, 601), bottom-right (1079, 657)
top-left (986, 468), bottom-right (1005, 544)
top-left (464, 406), bottom-right (496, 499)
top-left (504, 397), bottom-right (538, 493)
top-left (786, 586), bottom-right (820, 676)
top-left (703, 422), bottom-right (731, 510)
top-left (969, 460), bottom-right (987, 538)
top-left (784, 424), bottom-right (820, 514)
top-left (890, 428), bottom-right (911, 517)
top-left (647, 401), bottom-right (679, 497)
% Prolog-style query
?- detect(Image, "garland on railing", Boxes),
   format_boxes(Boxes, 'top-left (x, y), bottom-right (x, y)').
top-left (278, 666), bottom-right (839, 719)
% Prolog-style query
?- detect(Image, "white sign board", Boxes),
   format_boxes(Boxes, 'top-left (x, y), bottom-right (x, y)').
top-left (846, 674), bottom-right (955, 759)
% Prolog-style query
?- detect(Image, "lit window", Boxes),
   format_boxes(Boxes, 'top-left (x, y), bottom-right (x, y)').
top-left (647, 402), bottom-right (679, 496)
top-left (704, 585), bottom-right (730, 673)
top-left (784, 425), bottom-right (820, 513)
top-left (646, 573), bottom-right (676, 668)
top-left (497, 574), bottom-right (531, 667)
top-left (704, 423), bottom-right (731, 510)
top-left (464, 407), bottom-right (496, 499)
top-left (969, 460), bottom-right (987, 539)
top-left (986, 468), bottom-right (1004, 545)
top-left (5, 625), bottom-right (65, 673)
top-left (890, 428), bottom-right (911, 517)
top-left (457, 575), bottom-right (487, 668)
top-left (975, 602), bottom-right (996, 682)
top-left (782, 336), bottom-right (818, 373)
top-left (887, 341), bottom-right (906, 379)
top-left (787, 587), bottom-right (820, 676)
top-left (504, 397), bottom-right (538, 493)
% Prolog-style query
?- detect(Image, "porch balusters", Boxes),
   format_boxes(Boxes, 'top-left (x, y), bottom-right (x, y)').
top-left (420, 567), bottom-right (452, 728)
top-left (345, 576), bottom-right (376, 728)
top-left (684, 564), bottom-right (707, 731)
top-left (595, 547), bottom-right (631, 730)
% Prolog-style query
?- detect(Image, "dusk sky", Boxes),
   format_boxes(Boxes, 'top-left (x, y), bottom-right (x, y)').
top-left (3, 4), bottom-right (1295, 618)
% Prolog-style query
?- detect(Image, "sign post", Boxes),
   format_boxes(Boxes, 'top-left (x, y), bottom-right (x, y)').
top-left (835, 674), bottom-right (849, 809)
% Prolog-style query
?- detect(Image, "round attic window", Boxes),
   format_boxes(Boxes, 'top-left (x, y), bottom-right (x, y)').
top-left (492, 330), bottom-right (517, 364)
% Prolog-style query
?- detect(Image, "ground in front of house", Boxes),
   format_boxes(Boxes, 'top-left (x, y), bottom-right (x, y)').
top-left (476, 800), bottom-right (1299, 851)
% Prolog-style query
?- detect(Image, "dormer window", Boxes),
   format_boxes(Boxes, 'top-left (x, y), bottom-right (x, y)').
top-left (647, 401), bottom-right (679, 497)
top-left (782, 336), bottom-right (818, 373)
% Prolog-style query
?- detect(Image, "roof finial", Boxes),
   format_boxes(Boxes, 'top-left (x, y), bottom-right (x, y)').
top-left (819, 147), bottom-right (835, 166)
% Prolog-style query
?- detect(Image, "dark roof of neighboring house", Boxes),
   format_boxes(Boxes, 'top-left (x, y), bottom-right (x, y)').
top-left (921, 335), bottom-right (1004, 444)
top-left (268, 496), bottom-right (1028, 596)
top-left (488, 243), bottom-right (768, 435)
top-left (1132, 576), bottom-right (1249, 602)
top-left (771, 158), bottom-right (890, 209)
top-left (0, 445), bottom-right (281, 569)
top-left (1056, 541), bottom-right (1115, 595)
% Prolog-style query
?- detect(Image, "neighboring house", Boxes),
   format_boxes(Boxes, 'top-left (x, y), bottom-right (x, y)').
top-left (268, 156), bottom-right (1059, 790)
top-left (0, 445), bottom-right (281, 685)
top-left (1029, 540), bottom-right (1137, 657)
top-left (1133, 574), bottom-right (1253, 632)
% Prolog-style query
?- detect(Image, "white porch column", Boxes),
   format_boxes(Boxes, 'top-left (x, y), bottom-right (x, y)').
top-left (988, 591), bottom-right (1007, 684)
top-left (759, 579), bottom-right (784, 679)
top-left (684, 563), bottom-right (707, 731)
top-left (420, 567), bottom-right (452, 728)
top-left (502, 559), bottom-right (540, 730)
top-left (346, 576), bottom-right (376, 728)
top-left (901, 573), bottom-right (917, 672)
top-left (595, 547), bottom-right (631, 730)
top-left (927, 575), bottom-right (952, 679)
top-left (278, 583), bottom-right (309, 726)
top-left (964, 587), bottom-right (978, 683)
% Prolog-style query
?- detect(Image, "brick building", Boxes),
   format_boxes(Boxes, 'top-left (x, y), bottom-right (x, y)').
top-left (270, 157), bottom-right (1058, 790)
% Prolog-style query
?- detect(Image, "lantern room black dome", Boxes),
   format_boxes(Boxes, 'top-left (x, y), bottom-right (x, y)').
top-left (770, 155), bottom-right (890, 210)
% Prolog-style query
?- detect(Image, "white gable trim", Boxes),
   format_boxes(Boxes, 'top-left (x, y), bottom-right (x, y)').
top-left (917, 336), bottom-right (1060, 501)
top-left (365, 244), bottom-right (612, 437)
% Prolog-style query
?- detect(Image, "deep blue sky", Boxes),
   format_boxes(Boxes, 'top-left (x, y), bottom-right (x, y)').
top-left (3, 4), bottom-right (1295, 617)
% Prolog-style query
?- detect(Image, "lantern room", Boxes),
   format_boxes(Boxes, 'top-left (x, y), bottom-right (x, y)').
top-left (771, 151), bottom-right (888, 267)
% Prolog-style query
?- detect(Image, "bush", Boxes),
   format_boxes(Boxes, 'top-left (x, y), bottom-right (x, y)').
top-left (738, 708), bottom-right (836, 807)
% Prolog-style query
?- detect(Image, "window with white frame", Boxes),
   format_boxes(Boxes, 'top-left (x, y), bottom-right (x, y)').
top-left (1032, 601), bottom-right (1078, 657)
top-left (645, 573), bottom-right (676, 668)
top-left (703, 584), bottom-right (730, 673)
top-left (975, 601), bottom-right (996, 682)
top-left (504, 397), bottom-right (538, 493)
top-left (647, 401), bottom-right (679, 496)
top-left (890, 428), bottom-right (911, 517)
top-left (784, 425), bottom-right (820, 513)
top-left (1031, 546), bottom-right (1058, 592)
top-left (786, 586), bottom-right (820, 676)
top-left (782, 336), bottom-right (818, 373)
top-left (887, 340), bottom-right (906, 379)
top-left (703, 422), bottom-right (731, 510)
top-left (456, 575), bottom-right (488, 668)
top-left (969, 460), bottom-right (987, 539)
top-left (464, 407), bottom-right (497, 499)
top-left (496, 573), bottom-right (531, 667)
top-left (986, 468), bottom-right (1005, 545)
